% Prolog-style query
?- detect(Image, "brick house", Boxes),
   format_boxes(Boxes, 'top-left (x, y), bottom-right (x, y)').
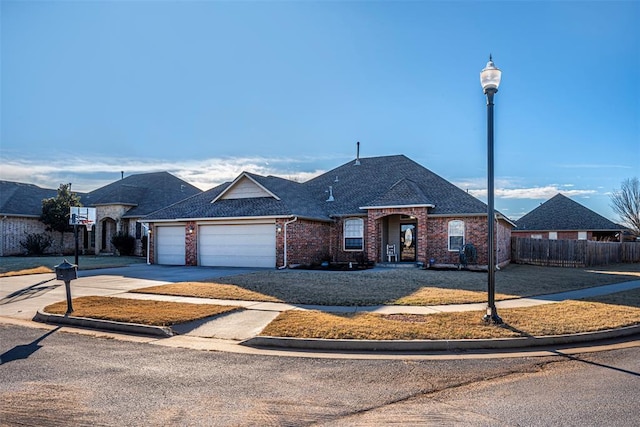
top-left (0, 181), bottom-right (77, 255)
top-left (0, 173), bottom-right (200, 257)
top-left (80, 172), bottom-right (201, 256)
top-left (513, 193), bottom-right (625, 241)
top-left (144, 155), bottom-right (514, 269)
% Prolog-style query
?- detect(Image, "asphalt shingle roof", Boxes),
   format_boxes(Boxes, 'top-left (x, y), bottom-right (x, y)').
top-left (144, 155), bottom-right (491, 221)
top-left (82, 172), bottom-right (201, 218)
top-left (515, 193), bottom-right (622, 231)
top-left (0, 181), bottom-right (62, 217)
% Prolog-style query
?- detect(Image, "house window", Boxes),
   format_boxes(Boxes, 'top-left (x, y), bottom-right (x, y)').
top-left (448, 220), bottom-right (465, 251)
top-left (578, 231), bottom-right (587, 240)
top-left (549, 232), bottom-right (557, 240)
top-left (531, 234), bottom-right (543, 239)
top-left (344, 218), bottom-right (364, 251)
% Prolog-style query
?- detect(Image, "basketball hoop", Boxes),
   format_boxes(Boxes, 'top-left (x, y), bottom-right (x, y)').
top-left (81, 220), bottom-right (94, 231)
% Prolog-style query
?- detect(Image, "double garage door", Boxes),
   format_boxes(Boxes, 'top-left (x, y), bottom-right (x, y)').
top-left (155, 223), bottom-right (276, 268)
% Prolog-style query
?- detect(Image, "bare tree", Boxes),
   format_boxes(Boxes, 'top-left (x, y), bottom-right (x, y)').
top-left (610, 177), bottom-right (640, 235)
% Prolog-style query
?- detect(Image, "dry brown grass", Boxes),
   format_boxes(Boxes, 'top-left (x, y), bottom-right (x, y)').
top-left (260, 289), bottom-right (640, 340)
top-left (394, 287), bottom-right (517, 305)
top-left (44, 296), bottom-right (240, 326)
top-left (131, 263), bottom-right (640, 306)
top-left (132, 282), bottom-right (282, 303)
top-left (0, 266), bottom-right (53, 277)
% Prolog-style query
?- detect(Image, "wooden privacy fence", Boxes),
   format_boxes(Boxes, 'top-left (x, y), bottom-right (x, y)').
top-left (511, 238), bottom-right (640, 267)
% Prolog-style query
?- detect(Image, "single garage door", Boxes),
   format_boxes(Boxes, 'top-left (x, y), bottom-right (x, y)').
top-left (156, 226), bottom-right (185, 265)
top-left (199, 223), bottom-right (276, 268)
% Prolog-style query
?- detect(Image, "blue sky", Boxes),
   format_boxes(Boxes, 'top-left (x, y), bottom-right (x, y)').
top-left (2, 0), bottom-right (638, 222)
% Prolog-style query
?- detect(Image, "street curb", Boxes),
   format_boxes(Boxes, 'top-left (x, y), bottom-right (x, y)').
top-left (33, 310), bottom-right (174, 338)
top-left (242, 324), bottom-right (640, 352)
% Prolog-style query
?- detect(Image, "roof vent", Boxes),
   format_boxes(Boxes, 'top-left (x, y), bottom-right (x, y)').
top-left (334, 175), bottom-right (339, 182)
top-left (326, 186), bottom-right (335, 202)
top-left (354, 141), bottom-right (361, 166)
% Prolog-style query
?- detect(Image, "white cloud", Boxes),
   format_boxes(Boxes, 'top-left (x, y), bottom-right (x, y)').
top-left (0, 156), bottom-right (329, 192)
top-left (468, 185), bottom-right (597, 200)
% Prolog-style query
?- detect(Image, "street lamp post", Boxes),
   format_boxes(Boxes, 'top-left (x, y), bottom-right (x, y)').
top-left (480, 55), bottom-right (503, 324)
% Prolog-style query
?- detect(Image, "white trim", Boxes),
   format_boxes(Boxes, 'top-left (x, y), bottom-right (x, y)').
top-left (146, 215), bottom-right (332, 224)
top-left (360, 204), bottom-right (434, 210)
top-left (211, 172), bottom-right (281, 203)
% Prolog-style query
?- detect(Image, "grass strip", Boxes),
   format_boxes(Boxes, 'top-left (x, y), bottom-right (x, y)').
top-left (44, 296), bottom-right (241, 326)
top-left (131, 282), bottom-right (282, 303)
top-left (130, 282), bottom-right (515, 306)
top-left (261, 289), bottom-right (640, 340)
top-left (0, 266), bottom-right (53, 277)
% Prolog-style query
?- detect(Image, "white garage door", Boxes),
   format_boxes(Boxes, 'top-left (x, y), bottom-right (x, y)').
top-left (199, 223), bottom-right (276, 268)
top-left (156, 226), bottom-right (185, 265)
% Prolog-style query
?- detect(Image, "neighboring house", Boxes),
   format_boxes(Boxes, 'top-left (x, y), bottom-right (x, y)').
top-left (81, 172), bottom-right (201, 256)
top-left (513, 193), bottom-right (625, 241)
top-left (0, 172), bottom-right (201, 257)
top-left (144, 155), bottom-right (514, 269)
top-left (0, 181), bottom-right (79, 256)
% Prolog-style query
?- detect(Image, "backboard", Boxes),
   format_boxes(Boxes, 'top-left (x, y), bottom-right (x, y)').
top-left (69, 207), bottom-right (97, 230)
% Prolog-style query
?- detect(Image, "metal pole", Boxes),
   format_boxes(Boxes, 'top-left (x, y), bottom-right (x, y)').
top-left (74, 224), bottom-right (79, 266)
top-left (484, 89), bottom-right (502, 324)
top-left (64, 280), bottom-right (74, 314)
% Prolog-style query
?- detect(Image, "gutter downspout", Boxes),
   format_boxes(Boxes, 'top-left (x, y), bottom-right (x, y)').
top-left (279, 217), bottom-right (298, 269)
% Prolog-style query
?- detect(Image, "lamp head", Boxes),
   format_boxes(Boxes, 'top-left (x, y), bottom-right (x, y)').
top-left (480, 54), bottom-right (502, 93)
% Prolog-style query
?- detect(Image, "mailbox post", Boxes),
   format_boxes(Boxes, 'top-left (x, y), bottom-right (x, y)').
top-left (54, 259), bottom-right (78, 314)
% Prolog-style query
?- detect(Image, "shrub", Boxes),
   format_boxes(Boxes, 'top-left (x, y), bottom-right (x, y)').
top-left (20, 232), bottom-right (53, 255)
top-left (110, 231), bottom-right (136, 256)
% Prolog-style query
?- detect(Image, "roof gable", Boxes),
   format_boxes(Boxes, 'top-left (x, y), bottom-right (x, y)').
top-left (515, 194), bottom-right (621, 231)
top-left (361, 178), bottom-right (435, 209)
top-left (212, 173), bottom-right (280, 202)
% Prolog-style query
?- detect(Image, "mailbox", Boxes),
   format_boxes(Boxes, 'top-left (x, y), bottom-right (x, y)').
top-left (54, 259), bottom-right (77, 282)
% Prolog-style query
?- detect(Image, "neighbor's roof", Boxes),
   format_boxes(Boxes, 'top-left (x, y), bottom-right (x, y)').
top-left (515, 193), bottom-right (622, 231)
top-left (0, 181), bottom-right (61, 217)
top-left (144, 155), bottom-right (493, 221)
top-left (81, 172), bottom-right (201, 218)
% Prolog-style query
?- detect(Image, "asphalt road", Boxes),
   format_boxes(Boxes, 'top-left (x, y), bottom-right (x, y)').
top-left (1, 323), bottom-right (638, 426)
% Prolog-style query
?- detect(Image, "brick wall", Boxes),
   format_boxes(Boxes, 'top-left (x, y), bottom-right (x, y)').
top-left (278, 218), bottom-right (332, 267)
top-left (148, 224), bottom-right (155, 264)
top-left (423, 216), bottom-right (511, 267)
top-left (1, 216), bottom-right (82, 256)
top-left (185, 222), bottom-right (197, 265)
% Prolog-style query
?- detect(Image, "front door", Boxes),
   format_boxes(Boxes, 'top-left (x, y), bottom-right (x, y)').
top-left (400, 223), bottom-right (416, 262)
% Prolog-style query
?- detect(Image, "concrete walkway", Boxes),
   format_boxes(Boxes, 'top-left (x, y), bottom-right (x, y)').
top-left (2, 265), bottom-right (640, 353)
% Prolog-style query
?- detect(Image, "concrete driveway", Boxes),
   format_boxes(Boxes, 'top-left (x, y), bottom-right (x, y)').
top-left (0, 264), bottom-right (262, 320)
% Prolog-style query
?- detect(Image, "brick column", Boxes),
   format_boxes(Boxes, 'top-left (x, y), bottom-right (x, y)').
top-left (185, 222), bottom-right (197, 266)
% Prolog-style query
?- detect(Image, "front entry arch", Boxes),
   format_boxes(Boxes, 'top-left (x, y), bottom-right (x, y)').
top-left (367, 207), bottom-right (428, 264)
top-left (100, 218), bottom-right (117, 253)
